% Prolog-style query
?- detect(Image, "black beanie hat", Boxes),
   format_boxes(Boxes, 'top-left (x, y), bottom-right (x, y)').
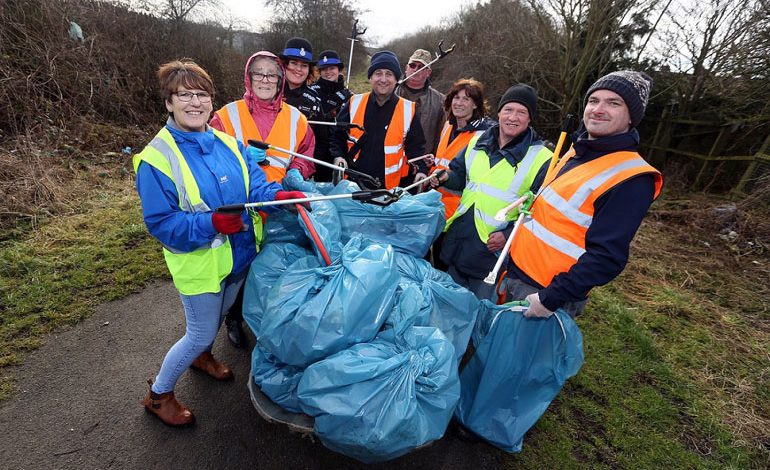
top-left (367, 50), bottom-right (401, 79)
top-left (585, 70), bottom-right (653, 128)
top-left (497, 84), bottom-right (538, 119)
top-left (280, 37), bottom-right (314, 63)
top-left (318, 50), bottom-right (344, 70)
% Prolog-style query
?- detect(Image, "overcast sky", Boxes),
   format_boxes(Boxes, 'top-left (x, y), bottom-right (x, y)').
top-left (220, 0), bottom-right (474, 46)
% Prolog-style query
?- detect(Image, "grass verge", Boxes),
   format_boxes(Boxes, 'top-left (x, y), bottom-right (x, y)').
top-left (494, 196), bottom-right (770, 468)
top-left (0, 178), bottom-right (167, 399)
top-left (0, 171), bottom-right (767, 467)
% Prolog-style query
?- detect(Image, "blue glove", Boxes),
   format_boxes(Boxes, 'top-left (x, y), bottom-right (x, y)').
top-left (283, 168), bottom-right (304, 187)
top-left (245, 145), bottom-right (266, 163)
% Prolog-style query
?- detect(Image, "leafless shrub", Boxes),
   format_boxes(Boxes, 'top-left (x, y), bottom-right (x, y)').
top-left (0, 0), bottom-right (251, 230)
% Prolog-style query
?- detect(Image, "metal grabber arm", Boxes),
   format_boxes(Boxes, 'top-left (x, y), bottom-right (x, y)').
top-left (398, 40), bottom-right (456, 85)
top-left (247, 139), bottom-right (381, 190)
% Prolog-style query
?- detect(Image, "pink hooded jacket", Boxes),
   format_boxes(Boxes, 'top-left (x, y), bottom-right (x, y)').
top-left (210, 51), bottom-right (315, 178)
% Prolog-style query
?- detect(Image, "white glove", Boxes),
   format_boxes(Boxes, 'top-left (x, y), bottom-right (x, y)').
top-left (333, 157), bottom-right (348, 169)
top-left (524, 292), bottom-right (554, 318)
top-left (429, 169), bottom-right (448, 188)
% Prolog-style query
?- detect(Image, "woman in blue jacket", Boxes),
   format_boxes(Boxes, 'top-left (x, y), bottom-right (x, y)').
top-left (134, 59), bottom-right (305, 427)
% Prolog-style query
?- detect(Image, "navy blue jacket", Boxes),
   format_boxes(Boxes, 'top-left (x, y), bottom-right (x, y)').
top-left (439, 125), bottom-right (549, 278)
top-left (309, 77), bottom-right (353, 181)
top-left (506, 128), bottom-right (657, 311)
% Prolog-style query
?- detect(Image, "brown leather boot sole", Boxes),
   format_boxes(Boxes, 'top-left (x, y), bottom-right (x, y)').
top-left (190, 352), bottom-right (234, 381)
top-left (141, 388), bottom-right (195, 427)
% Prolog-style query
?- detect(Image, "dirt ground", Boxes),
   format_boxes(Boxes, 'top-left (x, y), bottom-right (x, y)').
top-left (0, 281), bottom-right (506, 470)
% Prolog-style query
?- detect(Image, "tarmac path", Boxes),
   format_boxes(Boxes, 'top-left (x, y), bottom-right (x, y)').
top-left (0, 281), bottom-right (506, 469)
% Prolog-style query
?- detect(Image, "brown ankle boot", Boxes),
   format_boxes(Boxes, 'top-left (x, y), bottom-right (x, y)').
top-left (190, 351), bottom-right (233, 381)
top-left (141, 380), bottom-right (195, 427)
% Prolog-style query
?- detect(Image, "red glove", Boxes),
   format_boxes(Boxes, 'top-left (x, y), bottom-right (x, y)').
top-left (211, 212), bottom-right (243, 235)
top-left (275, 191), bottom-right (310, 210)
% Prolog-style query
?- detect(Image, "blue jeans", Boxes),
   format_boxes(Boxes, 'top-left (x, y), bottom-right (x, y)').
top-left (152, 271), bottom-right (246, 394)
top-left (447, 265), bottom-right (496, 302)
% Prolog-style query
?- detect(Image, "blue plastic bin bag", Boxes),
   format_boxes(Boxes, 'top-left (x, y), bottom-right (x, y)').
top-left (387, 252), bottom-right (480, 360)
top-left (257, 235), bottom-right (399, 367)
top-left (298, 194), bottom-right (343, 265)
top-left (471, 299), bottom-right (527, 348)
top-left (263, 177), bottom-right (321, 246)
top-left (297, 323), bottom-right (460, 463)
top-left (262, 209), bottom-right (308, 246)
top-left (328, 182), bottom-right (445, 257)
top-left (242, 243), bottom-right (312, 333)
top-left (455, 307), bottom-right (584, 453)
top-left (251, 343), bottom-right (305, 413)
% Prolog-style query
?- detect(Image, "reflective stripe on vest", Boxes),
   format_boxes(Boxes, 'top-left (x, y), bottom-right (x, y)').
top-left (510, 150), bottom-right (663, 288)
top-left (445, 136), bottom-right (553, 242)
top-left (435, 123), bottom-right (483, 170)
top-left (347, 92), bottom-right (415, 189)
top-left (224, 102), bottom-right (244, 144)
top-left (133, 127), bottom-right (257, 295)
top-left (215, 100), bottom-right (307, 182)
top-left (434, 124), bottom-right (484, 220)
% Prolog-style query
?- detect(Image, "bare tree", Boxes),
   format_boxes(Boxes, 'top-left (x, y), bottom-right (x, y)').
top-left (527, 0), bottom-right (662, 118)
top-left (663, 0), bottom-right (759, 115)
top-left (162, 0), bottom-right (220, 23)
top-left (262, 0), bottom-right (367, 74)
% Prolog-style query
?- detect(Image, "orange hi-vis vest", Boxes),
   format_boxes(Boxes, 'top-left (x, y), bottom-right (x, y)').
top-left (434, 121), bottom-right (485, 220)
top-left (510, 149), bottom-right (663, 288)
top-left (215, 99), bottom-right (308, 182)
top-left (346, 92), bottom-right (415, 189)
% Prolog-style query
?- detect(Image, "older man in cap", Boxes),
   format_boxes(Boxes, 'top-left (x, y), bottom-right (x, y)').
top-left (330, 50), bottom-right (428, 190)
top-left (504, 70), bottom-right (663, 318)
top-left (396, 48), bottom-right (446, 156)
top-left (431, 84), bottom-right (552, 300)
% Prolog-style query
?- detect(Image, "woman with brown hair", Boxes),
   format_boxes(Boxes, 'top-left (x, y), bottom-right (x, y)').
top-left (134, 59), bottom-right (305, 426)
top-left (430, 78), bottom-right (493, 270)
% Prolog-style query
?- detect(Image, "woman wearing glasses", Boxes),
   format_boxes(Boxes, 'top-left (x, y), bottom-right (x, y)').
top-left (134, 59), bottom-right (305, 427)
top-left (210, 51), bottom-right (315, 184)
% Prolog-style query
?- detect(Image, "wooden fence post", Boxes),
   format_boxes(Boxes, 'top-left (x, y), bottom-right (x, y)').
top-left (734, 131), bottom-right (770, 195)
top-left (694, 126), bottom-right (728, 188)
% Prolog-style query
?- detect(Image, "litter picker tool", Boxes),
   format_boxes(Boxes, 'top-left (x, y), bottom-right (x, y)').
top-left (306, 121), bottom-right (365, 132)
top-left (407, 154), bottom-right (434, 164)
top-left (215, 188), bottom-right (399, 214)
top-left (398, 40), bottom-right (456, 85)
top-left (393, 169), bottom-right (447, 197)
top-left (248, 139), bottom-right (380, 189)
top-left (543, 113), bottom-right (575, 182)
top-left (346, 19), bottom-right (367, 84)
top-left (483, 191), bottom-right (534, 285)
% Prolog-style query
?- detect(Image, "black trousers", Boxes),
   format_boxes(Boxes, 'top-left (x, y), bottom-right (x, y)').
top-left (225, 282), bottom-right (245, 323)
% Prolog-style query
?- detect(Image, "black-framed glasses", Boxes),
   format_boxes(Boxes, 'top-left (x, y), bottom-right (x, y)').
top-left (406, 62), bottom-right (424, 69)
top-left (250, 72), bottom-right (281, 83)
top-left (174, 91), bottom-right (212, 103)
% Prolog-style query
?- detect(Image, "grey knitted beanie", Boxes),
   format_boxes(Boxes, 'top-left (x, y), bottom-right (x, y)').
top-left (585, 71), bottom-right (653, 127)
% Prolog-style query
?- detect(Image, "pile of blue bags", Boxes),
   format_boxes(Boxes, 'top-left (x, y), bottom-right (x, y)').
top-left (242, 179), bottom-right (584, 462)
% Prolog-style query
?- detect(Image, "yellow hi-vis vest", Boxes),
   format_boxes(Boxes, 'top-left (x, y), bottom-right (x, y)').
top-left (444, 135), bottom-right (553, 243)
top-left (132, 127), bottom-right (263, 295)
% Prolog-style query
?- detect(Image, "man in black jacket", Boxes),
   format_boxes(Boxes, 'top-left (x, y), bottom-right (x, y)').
top-left (330, 50), bottom-right (428, 190)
